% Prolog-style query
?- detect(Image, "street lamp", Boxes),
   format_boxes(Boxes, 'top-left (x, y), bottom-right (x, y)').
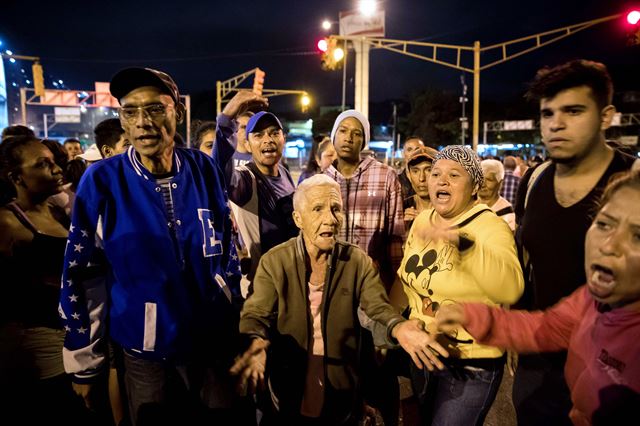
top-left (301, 94), bottom-right (311, 111)
top-left (358, 0), bottom-right (377, 17)
top-left (321, 20), bottom-right (334, 30)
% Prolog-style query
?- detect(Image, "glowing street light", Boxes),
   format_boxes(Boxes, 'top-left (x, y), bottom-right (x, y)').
top-left (322, 20), bottom-right (332, 30)
top-left (628, 10), bottom-right (640, 25)
top-left (358, 0), bottom-right (377, 17)
top-left (301, 94), bottom-right (311, 107)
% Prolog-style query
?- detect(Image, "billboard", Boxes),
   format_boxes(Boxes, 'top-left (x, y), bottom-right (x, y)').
top-left (339, 10), bottom-right (385, 37)
top-left (0, 57), bottom-right (8, 130)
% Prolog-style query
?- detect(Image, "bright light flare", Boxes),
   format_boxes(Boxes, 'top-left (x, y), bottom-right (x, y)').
top-left (301, 95), bottom-right (311, 107)
top-left (322, 20), bottom-right (332, 30)
top-left (628, 10), bottom-right (640, 25)
top-left (333, 47), bottom-right (345, 62)
top-left (317, 38), bottom-right (328, 52)
top-left (358, 0), bottom-right (377, 17)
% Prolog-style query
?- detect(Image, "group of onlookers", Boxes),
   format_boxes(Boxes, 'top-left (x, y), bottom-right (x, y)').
top-left (0, 58), bottom-right (638, 426)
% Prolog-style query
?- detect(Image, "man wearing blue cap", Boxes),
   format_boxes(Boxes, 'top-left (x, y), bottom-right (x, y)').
top-left (60, 67), bottom-right (265, 425)
top-left (222, 110), bottom-right (298, 286)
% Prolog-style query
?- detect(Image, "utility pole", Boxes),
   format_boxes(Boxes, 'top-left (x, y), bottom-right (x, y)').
top-left (459, 75), bottom-right (468, 145)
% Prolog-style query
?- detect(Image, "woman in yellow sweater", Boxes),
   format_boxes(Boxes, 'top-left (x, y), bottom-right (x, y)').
top-left (398, 145), bottom-right (524, 425)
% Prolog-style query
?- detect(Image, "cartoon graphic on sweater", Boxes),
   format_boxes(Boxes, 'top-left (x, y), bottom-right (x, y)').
top-left (403, 238), bottom-right (455, 317)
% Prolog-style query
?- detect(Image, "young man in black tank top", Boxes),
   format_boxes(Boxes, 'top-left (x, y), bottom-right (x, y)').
top-left (513, 60), bottom-right (636, 425)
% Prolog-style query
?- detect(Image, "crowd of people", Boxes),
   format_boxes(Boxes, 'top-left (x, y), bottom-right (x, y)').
top-left (0, 58), bottom-right (638, 426)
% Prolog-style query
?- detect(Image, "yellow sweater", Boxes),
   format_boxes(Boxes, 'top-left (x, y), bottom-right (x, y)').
top-left (399, 205), bottom-right (524, 359)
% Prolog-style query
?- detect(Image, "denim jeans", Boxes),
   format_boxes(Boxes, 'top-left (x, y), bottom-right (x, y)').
top-left (410, 356), bottom-right (504, 426)
top-left (123, 351), bottom-right (255, 426)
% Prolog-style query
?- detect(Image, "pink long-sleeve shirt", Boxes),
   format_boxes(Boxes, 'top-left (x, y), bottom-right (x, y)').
top-left (463, 286), bottom-right (640, 425)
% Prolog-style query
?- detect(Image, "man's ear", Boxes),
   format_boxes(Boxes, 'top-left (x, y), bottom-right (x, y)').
top-left (600, 105), bottom-right (616, 131)
top-left (292, 210), bottom-right (303, 229)
top-left (175, 102), bottom-right (186, 124)
top-left (100, 145), bottom-right (112, 159)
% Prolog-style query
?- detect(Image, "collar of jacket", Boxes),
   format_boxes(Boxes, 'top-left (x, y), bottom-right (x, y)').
top-left (327, 155), bottom-right (376, 181)
top-left (126, 145), bottom-right (183, 181)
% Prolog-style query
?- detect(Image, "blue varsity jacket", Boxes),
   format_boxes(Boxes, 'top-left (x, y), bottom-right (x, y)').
top-left (60, 116), bottom-right (241, 382)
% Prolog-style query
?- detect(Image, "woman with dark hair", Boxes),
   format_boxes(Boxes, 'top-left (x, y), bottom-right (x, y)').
top-left (298, 135), bottom-right (336, 184)
top-left (193, 120), bottom-right (217, 157)
top-left (398, 145), bottom-right (524, 425)
top-left (0, 136), bottom-right (89, 423)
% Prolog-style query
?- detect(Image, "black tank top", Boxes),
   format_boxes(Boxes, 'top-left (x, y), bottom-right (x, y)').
top-left (2, 202), bottom-right (68, 329)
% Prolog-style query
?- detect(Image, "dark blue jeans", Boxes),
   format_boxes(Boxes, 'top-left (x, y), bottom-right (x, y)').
top-left (410, 356), bottom-right (504, 426)
top-left (123, 351), bottom-right (255, 426)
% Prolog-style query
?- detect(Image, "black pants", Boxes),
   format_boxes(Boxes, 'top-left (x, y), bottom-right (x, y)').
top-left (513, 353), bottom-right (572, 426)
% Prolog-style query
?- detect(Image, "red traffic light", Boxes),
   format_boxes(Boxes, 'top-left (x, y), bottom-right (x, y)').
top-left (628, 10), bottom-right (640, 25)
top-left (317, 38), bottom-right (328, 52)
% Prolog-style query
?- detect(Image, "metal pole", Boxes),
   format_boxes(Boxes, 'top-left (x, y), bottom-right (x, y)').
top-left (483, 121), bottom-right (488, 145)
top-left (20, 87), bottom-right (27, 125)
top-left (472, 41), bottom-right (480, 151)
top-left (460, 74), bottom-right (468, 145)
top-left (354, 39), bottom-right (363, 115)
top-left (216, 81), bottom-right (222, 115)
top-left (341, 42), bottom-right (348, 111)
top-left (43, 114), bottom-right (48, 138)
top-left (362, 41), bottom-right (370, 119)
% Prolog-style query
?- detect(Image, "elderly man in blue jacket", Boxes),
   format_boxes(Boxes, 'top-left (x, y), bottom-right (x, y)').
top-left (59, 67), bottom-right (265, 425)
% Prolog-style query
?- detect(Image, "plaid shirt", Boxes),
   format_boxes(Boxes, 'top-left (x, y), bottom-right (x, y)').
top-left (500, 170), bottom-right (521, 206)
top-left (325, 157), bottom-right (405, 289)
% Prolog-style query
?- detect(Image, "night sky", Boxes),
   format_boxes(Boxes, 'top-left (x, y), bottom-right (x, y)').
top-left (1, 0), bottom-right (638, 119)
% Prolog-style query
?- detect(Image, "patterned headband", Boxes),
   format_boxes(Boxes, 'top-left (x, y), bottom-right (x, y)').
top-left (433, 145), bottom-right (484, 189)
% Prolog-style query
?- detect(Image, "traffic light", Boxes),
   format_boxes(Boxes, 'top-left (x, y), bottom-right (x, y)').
top-left (319, 37), bottom-right (345, 71)
top-left (626, 9), bottom-right (640, 45)
top-left (32, 62), bottom-right (45, 97)
top-left (253, 68), bottom-right (265, 95)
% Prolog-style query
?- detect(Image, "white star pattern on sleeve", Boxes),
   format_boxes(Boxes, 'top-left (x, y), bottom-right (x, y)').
top-left (69, 224), bottom-right (75, 233)
top-left (77, 327), bottom-right (87, 334)
top-left (69, 294), bottom-right (78, 302)
top-left (69, 260), bottom-right (78, 267)
top-left (72, 312), bottom-right (81, 320)
top-left (81, 230), bottom-right (88, 237)
top-left (64, 325), bottom-right (71, 332)
top-left (74, 243), bottom-right (84, 253)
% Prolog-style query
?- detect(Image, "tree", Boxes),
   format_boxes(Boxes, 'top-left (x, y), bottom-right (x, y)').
top-left (399, 88), bottom-right (460, 147)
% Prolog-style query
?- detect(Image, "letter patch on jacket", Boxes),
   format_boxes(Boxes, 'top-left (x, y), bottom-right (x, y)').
top-left (198, 209), bottom-right (223, 257)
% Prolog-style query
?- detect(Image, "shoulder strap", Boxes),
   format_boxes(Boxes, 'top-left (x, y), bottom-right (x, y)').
top-left (454, 207), bottom-right (492, 228)
top-left (495, 205), bottom-right (514, 217)
top-left (524, 161), bottom-right (552, 209)
top-left (5, 201), bottom-right (39, 235)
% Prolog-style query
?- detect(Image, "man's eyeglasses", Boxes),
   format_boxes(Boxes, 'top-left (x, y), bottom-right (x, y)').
top-left (119, 104), bottom-right (173, 122)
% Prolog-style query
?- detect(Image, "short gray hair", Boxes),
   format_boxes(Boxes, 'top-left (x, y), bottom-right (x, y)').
top-left (294, 174), bottom-right (341, 211)
top-left (481, 159), bottom-right (505, 182)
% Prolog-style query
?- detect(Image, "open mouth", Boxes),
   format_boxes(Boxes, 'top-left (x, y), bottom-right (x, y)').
top-left (436, 190), bottom-right (451, 201)
top-left (588, 264), bottom-right (616, 296)
top-left (261, 147), bottom-right (278, 158)
top-left (319, 231), bottom-right (334, 238)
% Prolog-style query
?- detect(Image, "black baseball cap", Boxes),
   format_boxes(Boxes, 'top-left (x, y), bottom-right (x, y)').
top-left (110, 67), bottom-right (180, 105)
